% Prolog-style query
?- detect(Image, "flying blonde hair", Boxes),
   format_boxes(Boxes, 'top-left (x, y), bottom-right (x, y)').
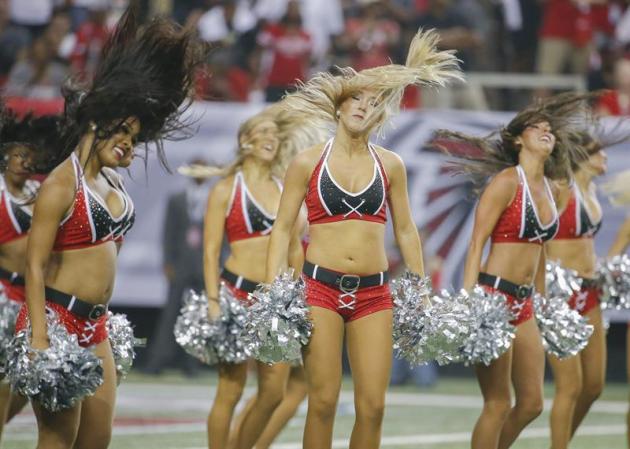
top-left (178, 102), bottom-right (328, 179)
top-left (602, 170), bottom-right (630, 206)
top-left (280, 28), bottom-right (463, 137)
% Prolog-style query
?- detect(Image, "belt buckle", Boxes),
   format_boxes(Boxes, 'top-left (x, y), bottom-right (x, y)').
top-left (516, 285), bottom-right (531, 300)
top-left (339, 274), bottom-right (360, 293)
top-left (88, 304), bottom-right (107, 321)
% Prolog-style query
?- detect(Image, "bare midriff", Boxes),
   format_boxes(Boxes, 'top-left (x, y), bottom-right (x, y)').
top-left (306, 220), bottom-right (388, 275)
top-left (0, 236), bottom-right (28, 274)
top-left (483, 242), bottom-right (544, 286)
top-left (546, 238), bottom-right (596, 278)
top-left (225, 236), bottom-right (273, 283)
top-left (46, 242), bottom-right (118, 304)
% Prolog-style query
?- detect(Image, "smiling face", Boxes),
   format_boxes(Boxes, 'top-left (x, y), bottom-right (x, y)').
top-left (3, 145), bottom-right (34, 186)
top-left (242, 119), bottom-right (279, 163)
top-left (516, 121), bottom-right (556, 159)
top-left (338, 89), bottom-right (381, 135)
top-left (94, 117), bottom-right (141, 168)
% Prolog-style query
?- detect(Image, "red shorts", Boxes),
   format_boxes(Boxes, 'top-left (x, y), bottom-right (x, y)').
top-left (15, 301), bottom-right (109, 348)
top-left (480, 285), bottom-right (533, 326)
top-left (222, 279), bottom-right (255, 307)
top-left (303, 274), bottom-right (393, 322)
top-left (0, 279), bottom-right (25, 303)
top-left (568, 285), bottom-right (600, 316)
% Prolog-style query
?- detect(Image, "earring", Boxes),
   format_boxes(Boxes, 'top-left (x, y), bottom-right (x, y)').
top-left (335, 110), bottom-right (340, 118)
top-left (3, 155), bottom-right (8, 162)
top-left (90, 124), bottom-right (97, 131)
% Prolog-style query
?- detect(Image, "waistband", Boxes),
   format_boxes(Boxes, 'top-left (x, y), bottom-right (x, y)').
top-left (478, 272), bottom-right (533, 300)
top-left (302, 261), bottom-right (389, 292)
top-left (220, 268), bottom-right (260, 294)
top-left (0, 267), bottom-right (25, 286)
top-left (45, 286), bottom-right (108, 321)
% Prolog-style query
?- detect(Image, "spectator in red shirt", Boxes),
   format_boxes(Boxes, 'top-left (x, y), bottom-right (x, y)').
top-left (537, 0), bottom-right (612, 76)
top-left (337, 0), bottom-right (400, 71)
top-left (597, 55), bottom-right (630, 116)
top-left (257, 1), bottom-right (312, 102)
top-left (69, 5), bottom-right (109, 79)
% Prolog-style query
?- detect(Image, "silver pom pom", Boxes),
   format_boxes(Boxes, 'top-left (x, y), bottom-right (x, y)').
top-left (598, 255), bottom-right (630, 310)
top-left (245, 272), bottom-right (311, 364)
top-left (174, 288), bottom-right (251, 365)
top-left (534, 293), bottom-right (594, 359)
top-left (546, 261), bottom-right (582, 300)
top-left (213, 286), bottom-right (251, 364)
top-left (0, 291), bottom-right (21, 374)
top-left (458, 286), bottom-right (516, 366)
top-left (174, 290), bottom-right (220, 365)
top-left (5, 311), bottom-right (104, 412)
top-left (107, 313), bottom-right (144, 380)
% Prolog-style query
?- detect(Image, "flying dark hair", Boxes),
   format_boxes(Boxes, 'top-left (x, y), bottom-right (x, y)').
top-left (0, 109), bottom-right (66, 174)
top-left (434, 93), bottom-right (595, 192)
top-left (61, 3), bottom-right (208, 169)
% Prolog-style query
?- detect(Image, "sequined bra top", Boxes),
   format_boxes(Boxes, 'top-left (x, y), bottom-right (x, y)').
top-left (306, 138), bottom-right (389, 225)
top-left (53, 153), bottom-right (135, 251)
top-left (0, 176), bottom-right (34, 244)
top-left (225, 171), bottom-right (282, 243)
top-left (491, 165), bottom-right (559, 245)
top-left (555, 183), bottom-right (602, 239)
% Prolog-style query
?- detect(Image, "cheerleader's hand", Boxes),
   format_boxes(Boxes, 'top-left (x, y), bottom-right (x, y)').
top-left (207, 298), bottom-right (221, 321)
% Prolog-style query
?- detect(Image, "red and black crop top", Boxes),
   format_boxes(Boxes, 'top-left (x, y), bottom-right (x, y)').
top-left (491, 165), bottom-right (559, 245)
top-left (555, 183), bottom-right (602, 239)
top-left (225, 171), bottom-right (281, 243)
top-left (53, 153), bottom-right (135, 251)
top-left (306, 139), bottom-right (389, 225)
top-left (0, 176), bottom-right (36, 245)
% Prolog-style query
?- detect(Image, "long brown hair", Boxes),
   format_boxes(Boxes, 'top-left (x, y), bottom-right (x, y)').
top-left (435, 93), bottom-right (595, 192)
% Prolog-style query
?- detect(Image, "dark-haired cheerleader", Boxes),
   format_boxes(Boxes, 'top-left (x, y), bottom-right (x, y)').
top-left (18, 6), bottom-right (205, 449)
top-left (0, 112), bottom-right (62, 443)
top-left (438, 94), bottom-right (591, 449)
top-left (546, 134), bottom-right (607, 449)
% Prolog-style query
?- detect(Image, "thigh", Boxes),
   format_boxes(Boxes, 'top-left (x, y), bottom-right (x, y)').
top-left (73, 340), bottom-right (117, 449)
top-left (548, 352), bottom-right (582, 390)
top-left (33, 402), bottom-right (82, 449)
top-left (579, 307), bottom-right (606, 387)
top-left (475, 347), bottom-right (513, 402)
top-left (216, 362), bottom-right (248, 395)
top-left (346, 310), bottom-right (393, 400)
top-left (511, 318), bottom-right (545, 401)
top-left (302, 307), bottom-right (345, 394)
top-left (255, 361), bottom-right (291, 396)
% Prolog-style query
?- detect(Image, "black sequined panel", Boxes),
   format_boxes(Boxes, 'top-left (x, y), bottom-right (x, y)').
top-left (10, 202), bottom-right (31, 233)
top-left (522, 193), bottom-right (558, 243)
top-left (578, 200), bottom-right (602, 237)
top-left (86, 194), bottom-right (135, 241)
top-left (319, 165), bottom-right (385, 218)
top-left (244, 193), bottom-right (274, 234)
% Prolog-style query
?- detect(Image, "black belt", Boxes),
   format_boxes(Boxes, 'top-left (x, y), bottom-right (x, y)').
top-left (302, 261), bottom-right (388, 292)
top-left (580, 277), bottom-right (601, 289)
top-left (45, 287), bottom-right (108, 321)
top-left (478, 272), bottom-right (533, 300)
top-left (0, 267), bottom-right (24, 285)
top-left (220, 268), bottom-right (260, 294)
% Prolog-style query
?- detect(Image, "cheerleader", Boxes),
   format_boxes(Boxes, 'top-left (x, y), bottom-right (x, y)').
top-left (198, 103), bottom-right (319, 449)
top-left (0, 112), bottom-right (62, 442)
top-left (18, 7), bottom-right (204, 449)
top-left (438, 94), bottom-right (590, 449)
top-left (545, 133), bottom-right (607, 449)
top-left (265, 29), bottom-right (461, 449)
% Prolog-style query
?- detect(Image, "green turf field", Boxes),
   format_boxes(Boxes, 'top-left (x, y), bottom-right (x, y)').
top-left (3, 372), bottom-right (627, 449)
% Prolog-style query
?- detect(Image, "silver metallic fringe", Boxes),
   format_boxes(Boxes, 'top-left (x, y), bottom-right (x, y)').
top-left (534, 293), bottom-right (594, 359)
top-left (598, 255), bottom-right (630, 310)
top-left (546, 261), bottom-right (582, 300)
top-left (107, 312), bottom-right (144, 380)
top-left (0, 289), bottom-right (21, 374)
top-left (245, 272), bottom-right (311, 364)
top-left (5, 311), bottom-right (104, 412)
top-left (174, 287), bottom-right (250, 365)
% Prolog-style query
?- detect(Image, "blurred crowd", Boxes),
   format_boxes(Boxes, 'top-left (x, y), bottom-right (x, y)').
top-left (1, 0), bottom-right (629, 111)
